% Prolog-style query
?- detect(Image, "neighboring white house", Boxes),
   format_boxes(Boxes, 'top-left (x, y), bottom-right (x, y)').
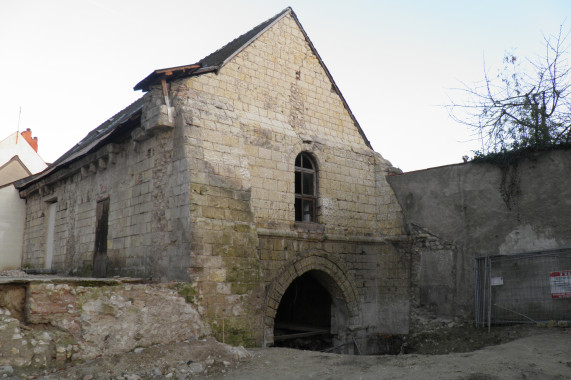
top-left (0, 129), bottom-right (47, 271)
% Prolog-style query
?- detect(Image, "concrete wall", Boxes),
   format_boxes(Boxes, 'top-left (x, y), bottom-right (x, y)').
top-left (0, 131), bottom-right (47, 272)
top-left (0, 185), bottom-right (25, 271)
top-left (387, 149), bottom-right (571, 320)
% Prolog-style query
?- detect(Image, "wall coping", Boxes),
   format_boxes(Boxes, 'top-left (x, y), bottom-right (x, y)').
top-left (256, 227), bottom-right (409, 244)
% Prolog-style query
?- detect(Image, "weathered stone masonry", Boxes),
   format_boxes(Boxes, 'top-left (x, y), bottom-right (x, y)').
top-left (16, 8), bottom-right (409, 353)
top-left (0, 279), bottom-right (208, 368)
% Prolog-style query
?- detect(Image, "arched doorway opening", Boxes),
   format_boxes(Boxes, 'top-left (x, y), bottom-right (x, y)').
top-left (273, 270), bottom-right (349, 351)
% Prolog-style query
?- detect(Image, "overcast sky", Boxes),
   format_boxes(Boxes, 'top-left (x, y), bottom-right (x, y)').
top-left (1, 0), bottom-right (569, 171)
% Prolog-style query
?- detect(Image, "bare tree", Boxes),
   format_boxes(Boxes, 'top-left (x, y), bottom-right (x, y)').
top-left (449, 25), bottom-right (571, 156)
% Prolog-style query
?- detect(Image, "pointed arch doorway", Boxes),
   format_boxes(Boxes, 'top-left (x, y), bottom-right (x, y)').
top-left (273, 271), bottom-right (335, 350)
top-left (264, 255), bottom-right (361, 352)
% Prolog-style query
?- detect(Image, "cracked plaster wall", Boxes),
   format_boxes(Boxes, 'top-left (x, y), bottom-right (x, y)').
top-left (387, 149), bottom-right (571, 320)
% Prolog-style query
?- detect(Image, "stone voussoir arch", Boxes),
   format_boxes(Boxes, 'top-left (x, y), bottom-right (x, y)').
top-left (263, 253), bottom-right (362, 346)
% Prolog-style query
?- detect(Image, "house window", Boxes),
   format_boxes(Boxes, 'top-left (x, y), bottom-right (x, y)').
top-left (295, 152), bottom-right (317, 222)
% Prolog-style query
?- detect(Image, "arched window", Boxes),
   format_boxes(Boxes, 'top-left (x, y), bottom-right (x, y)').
top-left (295, 152), bottom-right (317, 222)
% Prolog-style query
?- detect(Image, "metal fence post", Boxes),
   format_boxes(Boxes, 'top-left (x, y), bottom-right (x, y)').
top-left (488, 257), bottom-right (492, 333)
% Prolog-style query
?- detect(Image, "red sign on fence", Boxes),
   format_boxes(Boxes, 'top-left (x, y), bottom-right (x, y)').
top-left (550, 271), bottom-right (571, 298)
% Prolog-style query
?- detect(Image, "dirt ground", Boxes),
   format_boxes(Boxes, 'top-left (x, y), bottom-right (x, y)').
top-left (9, 324), bottom-right (569, 380)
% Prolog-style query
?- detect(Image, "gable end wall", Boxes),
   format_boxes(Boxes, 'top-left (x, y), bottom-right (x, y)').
top-left (171, 13), bottom-right (408, 348)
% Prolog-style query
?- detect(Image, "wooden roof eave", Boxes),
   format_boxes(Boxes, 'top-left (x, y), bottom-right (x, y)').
top-left (134, 64), bottom-right (202, 92)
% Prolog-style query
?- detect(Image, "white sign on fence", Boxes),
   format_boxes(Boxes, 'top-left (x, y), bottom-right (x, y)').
top-left (550, 270), bottom-right (571, 299)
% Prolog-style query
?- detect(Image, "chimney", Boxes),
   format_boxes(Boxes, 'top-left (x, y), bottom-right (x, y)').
top-left (21, 128), bottom-right (39, 152)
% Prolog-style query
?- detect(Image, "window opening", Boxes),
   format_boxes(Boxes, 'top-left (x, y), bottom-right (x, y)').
top-left (93, 198), bottom-right (109, 277)
top-left (295, 153), bottom-right (317, 222)
top-left (45, 202), bottom-right (57, 270)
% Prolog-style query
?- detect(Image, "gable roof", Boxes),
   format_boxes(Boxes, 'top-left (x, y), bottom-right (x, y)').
top-left (134, 7), bottom-right (371, 149)
top-left (133, 8), bottom-right (290, 92)
top-left (197, 7), bottom-right (290, 70)
top-left (17, 8), bottom-right (373, 194)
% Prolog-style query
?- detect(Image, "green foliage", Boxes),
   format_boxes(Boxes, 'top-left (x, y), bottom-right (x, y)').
top-left (472, 143), bottom-right (571, 211)
top-left (472, 142), bottom-right (571, 165)
top-left (210, 317), bottom-right (257, 347)
top-left (176, 282), bottom-right (198, 304)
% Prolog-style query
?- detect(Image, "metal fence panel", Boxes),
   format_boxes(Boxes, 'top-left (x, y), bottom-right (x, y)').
top-left (474, 248), bottom-right (571, 327)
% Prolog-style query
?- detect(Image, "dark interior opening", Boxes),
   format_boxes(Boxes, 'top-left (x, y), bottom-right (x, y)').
top-left (273, 271), bottom-right (333, 350)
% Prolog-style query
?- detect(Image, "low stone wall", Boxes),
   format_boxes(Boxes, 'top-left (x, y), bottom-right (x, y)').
top-left (0, 279), bottom-right (209, 370)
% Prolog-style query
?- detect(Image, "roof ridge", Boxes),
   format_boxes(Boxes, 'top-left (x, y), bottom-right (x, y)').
top-left (134, 8), bottom-right (293, 92)
top-left (197, 7), bottom-right (292, 69)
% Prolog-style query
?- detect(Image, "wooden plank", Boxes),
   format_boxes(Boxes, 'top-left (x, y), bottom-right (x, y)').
top-left (273, 329), bottom-right (330, 341)
top-left (274, 322), bottom-right (329, 333)
top-left (155, 64), bottom-right (200, 74)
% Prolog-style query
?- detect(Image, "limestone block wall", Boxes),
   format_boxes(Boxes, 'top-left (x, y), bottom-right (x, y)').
top-left (168, 13), bottom-right (407, 347)
top-left (258, 235), bottom-right (410, 348)
top-left (177, 14), bottom-right (402, 236)
top-left (20, 98), bottom-right (192, 280)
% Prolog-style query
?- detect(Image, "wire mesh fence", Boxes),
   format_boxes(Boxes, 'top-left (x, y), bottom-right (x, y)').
top-left (474, 248), bottom-right (571, 328)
